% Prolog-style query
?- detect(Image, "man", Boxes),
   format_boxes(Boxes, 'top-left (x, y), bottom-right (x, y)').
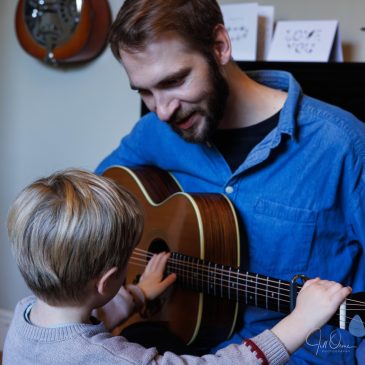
top-left (96, 0), bottom-right (365, 363)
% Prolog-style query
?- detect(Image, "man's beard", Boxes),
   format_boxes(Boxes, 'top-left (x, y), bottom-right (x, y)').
top-left (168, 60), bottom-right (229, 143)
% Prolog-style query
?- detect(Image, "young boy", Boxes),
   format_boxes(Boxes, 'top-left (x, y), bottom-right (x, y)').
top-left (4, 169), bottom-right (351, 364)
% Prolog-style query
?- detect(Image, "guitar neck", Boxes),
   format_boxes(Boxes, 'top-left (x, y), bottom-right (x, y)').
top-left (167, 252), bottom-right (343, 328)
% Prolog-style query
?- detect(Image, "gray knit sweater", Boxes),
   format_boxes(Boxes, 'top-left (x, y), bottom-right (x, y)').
top-left (3, 295), bottom-right (289, 364)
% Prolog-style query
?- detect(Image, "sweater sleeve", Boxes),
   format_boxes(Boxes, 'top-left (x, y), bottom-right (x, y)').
top-left (144, 330), bottom-right (289, 365)
top-left (243, 330), bottom-right (289, 365)
top-left (93, 285), bottom-right (145, 331)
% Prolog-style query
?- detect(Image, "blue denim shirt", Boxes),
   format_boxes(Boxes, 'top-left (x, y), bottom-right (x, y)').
top-left (96, 70), bottom-right (365, 364)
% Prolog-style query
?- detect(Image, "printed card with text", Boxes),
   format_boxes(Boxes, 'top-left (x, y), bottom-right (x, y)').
top-left (268, 20), bottom-right (343, 62)
top-left (220, 3), bottom-right (259, 61)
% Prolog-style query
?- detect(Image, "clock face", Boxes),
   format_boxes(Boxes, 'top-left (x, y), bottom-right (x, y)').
top-left (24, 0), bottom-right (83, 51)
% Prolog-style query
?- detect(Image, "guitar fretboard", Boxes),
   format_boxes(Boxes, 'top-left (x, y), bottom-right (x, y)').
top-left (167, 252), bottom-right (343, 329)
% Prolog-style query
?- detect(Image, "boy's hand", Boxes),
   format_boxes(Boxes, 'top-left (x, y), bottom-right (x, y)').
top-left (293, 277), bottom-right (352, 332)
top-left (271, 277), bottom-right (351, 355)
top-left (137, 252), bottom-right (177, 300)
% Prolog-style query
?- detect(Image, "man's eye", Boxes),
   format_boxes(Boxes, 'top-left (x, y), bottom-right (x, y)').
top-left (167, 78), bottom-right (184, 87)
top-left (137, 89), bottom-right (151, 96)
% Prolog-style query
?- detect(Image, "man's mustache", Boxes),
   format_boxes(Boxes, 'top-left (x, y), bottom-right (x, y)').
top-left (168, 109), bottom-right (205, 126)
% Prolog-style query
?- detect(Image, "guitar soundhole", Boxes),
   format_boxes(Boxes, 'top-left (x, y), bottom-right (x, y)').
top-left (148, 239), bottom-right (170, 255)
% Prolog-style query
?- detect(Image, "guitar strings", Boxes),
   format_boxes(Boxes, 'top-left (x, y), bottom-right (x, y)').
top-left (133, 248), bottom-right (292, 289)
top-left (132, 249), bottom-right (365, 309)
top-left (130, 248), bottom-right (365, 327)
top-left (134, 247), bottom-right (365, 309)
top-left (130, 256), bottom-right (291, 303)
top-left (132, 250), bottom-right (292, 294)
top-left (130, 255), bottom-right (345, 308)
top-left (131, 248), bottom-right (365, 308)
top-left (130, 260), bottom-right (363, 324)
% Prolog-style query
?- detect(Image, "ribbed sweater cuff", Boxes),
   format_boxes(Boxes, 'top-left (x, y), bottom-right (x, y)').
top-left (250, 329), bottom-right (290, 365)
top-left (126, 284), bottom-right (145, 311)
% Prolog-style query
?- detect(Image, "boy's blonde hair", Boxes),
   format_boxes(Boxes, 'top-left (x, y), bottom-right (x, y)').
top-left (7, 169), bottom-right (143, 305)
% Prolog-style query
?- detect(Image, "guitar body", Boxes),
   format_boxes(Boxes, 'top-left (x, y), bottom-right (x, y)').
top-left (103, 166), bottom-right (242, 348)
top-left (15, 0), bottom-right (111, 64)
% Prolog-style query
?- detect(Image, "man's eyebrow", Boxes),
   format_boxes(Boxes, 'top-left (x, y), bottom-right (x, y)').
top-left (156, 68), bottom-right (190, 88)
top-left (130, 68), bottom-right (190, 91)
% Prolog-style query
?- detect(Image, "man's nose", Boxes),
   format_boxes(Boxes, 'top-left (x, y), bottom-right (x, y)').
top-left (155, 95), bottom-right (179, 122)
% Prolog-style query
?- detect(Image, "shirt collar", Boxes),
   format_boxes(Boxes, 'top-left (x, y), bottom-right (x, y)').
top-left (246, 70), bottom-right (302, 140)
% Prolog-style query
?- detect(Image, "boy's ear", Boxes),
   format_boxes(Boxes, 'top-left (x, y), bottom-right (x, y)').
top-left (212, 24), bottom-right (232, 66)
top-left (96, 266), bottom-right (119, 296)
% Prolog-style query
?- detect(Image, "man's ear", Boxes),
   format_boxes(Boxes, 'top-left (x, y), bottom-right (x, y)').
top-left (96, 266), bottom-right (119, 296)
top-left (212, 24), bottom-right (232, 65)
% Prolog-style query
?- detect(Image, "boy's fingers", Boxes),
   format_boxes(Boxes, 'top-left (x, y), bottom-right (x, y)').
top-left (326, 281), bottom-right (352, 296)
top-left (158, 273), bottom-right (177, 291)
top-left (145, 252), bottom-right (164, 272)
top-left (301, 277), bottom-right (320, 290)
top-left (153, 252), bottom-right (171, 272)
top-left (145, 254), bottom-right (157, 271)
top-left (141, 252), bottom-right (171, 281)
top-left (335, 286), bottom-right (352, 299)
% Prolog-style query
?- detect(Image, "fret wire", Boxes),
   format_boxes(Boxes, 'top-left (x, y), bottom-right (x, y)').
top-left (255, 274), bottom-right (258, 307)
top-left (278, 280), bottom-right (281, 313)
top-left (245, 271), bottom-right (248, 304)
top-left (213, 262), bottom-right (216, 295)
top-left (221, 264), bottom-right (224, 298)
top-left (228, 268), bottom-right (231, 299)
top-left (190, 258), bottom-right (195, 289)
top-left (199, 257), bottom-right (203, 293)
top-left (208, 261), bottom-right (211, 295)
top-left (189, 256), bottom-right (193, 289)
top-left (183, 254), bottom-right (187, 287)
top-left (193, 256), bottom-right (197, 290)
top-left (236, 268), bottom-right (240, 302)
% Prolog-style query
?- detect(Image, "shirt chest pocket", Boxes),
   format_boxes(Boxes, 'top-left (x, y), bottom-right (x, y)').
top-left (250, 199), bottom-right (316, 276)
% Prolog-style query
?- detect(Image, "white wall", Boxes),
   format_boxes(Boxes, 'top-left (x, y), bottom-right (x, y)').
top-left (0, 0), bottom-right (365, 315)
top-left (0, 0), bottom-right (140, 312)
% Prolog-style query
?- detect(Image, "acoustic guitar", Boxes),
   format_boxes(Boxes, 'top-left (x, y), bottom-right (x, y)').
top-left (15, 0), bottom-right (111, 64)
top-left (103, 165), bottom-right (365, 348)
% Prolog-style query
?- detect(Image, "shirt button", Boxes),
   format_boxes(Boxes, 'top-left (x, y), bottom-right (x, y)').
top-left (225, 186), bottom-right (234, 194)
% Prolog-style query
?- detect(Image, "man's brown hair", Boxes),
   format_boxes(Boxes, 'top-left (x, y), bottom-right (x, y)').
top-left (109, 0), bottom-right (224, 60)
top-left (7, 169), bottom-right (143, 305)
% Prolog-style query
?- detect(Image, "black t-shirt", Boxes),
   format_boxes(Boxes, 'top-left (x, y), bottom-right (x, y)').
top-left (212, 111), bottom-right (280, 172)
